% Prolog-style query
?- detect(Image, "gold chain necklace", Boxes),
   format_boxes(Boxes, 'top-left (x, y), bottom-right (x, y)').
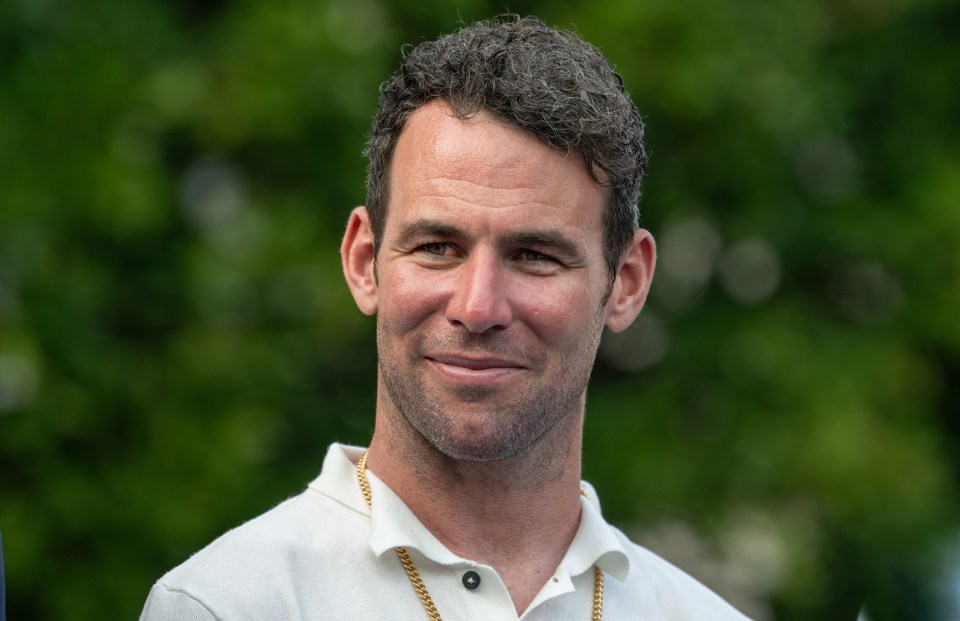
top-left (356, 451), bottom-right (603, 621)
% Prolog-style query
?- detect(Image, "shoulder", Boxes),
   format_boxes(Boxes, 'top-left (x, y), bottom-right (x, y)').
top-left (608, 527), bottom-right (753, 621)
top-left (140, 487), bottom-right (370, 620)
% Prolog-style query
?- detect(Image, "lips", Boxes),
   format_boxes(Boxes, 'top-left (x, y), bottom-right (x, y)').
top-left (425, 353), bottom-right (526, 385)
top-left (427, 353), bottom-right (525, 370)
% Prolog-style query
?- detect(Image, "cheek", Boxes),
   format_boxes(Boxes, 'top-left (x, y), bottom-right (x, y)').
top-left (510, 281), bottom-right (603, 346)
top-left (377, 266), bottom-right (447, 333)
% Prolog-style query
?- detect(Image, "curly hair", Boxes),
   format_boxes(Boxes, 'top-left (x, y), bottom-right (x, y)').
top-left (363, 15), bottom-right (647, 280)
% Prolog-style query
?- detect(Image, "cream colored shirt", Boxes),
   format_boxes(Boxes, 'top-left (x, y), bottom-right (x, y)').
top-left (140, 444), bottom-right (750, 620)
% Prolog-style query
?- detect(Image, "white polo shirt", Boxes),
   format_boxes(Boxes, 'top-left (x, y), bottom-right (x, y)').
top-left (140, 444), bottom-right (750, 620)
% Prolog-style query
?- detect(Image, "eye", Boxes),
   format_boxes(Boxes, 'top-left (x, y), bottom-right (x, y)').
top-left (416, 242), bottom-right (457, 258)
top-left (516, 249), bottom-right (556, 263)
top-left (512, 248), bottom-right (564, 276)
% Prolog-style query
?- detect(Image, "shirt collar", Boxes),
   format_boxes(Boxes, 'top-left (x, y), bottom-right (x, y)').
top-left (307, 443), bottom-right (370, 517)
top-left (566, 481), bottom-right (630, 581)
top-left (365, 467), bottom-right (467, 564)
top-left (307, 443), bottom-right (630, 580)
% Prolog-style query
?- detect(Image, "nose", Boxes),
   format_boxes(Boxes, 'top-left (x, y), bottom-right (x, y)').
top-left (445, 249), bottom-right (513, 333)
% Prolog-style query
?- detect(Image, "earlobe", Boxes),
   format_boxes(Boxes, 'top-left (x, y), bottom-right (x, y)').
top-left (341, 206), bottom-right (379, 316)
top-left (605, 229), bottom-right (656, 333)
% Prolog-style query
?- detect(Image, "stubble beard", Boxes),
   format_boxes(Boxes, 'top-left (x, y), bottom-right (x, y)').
top-left (376, 316), bottom-right (604, 463)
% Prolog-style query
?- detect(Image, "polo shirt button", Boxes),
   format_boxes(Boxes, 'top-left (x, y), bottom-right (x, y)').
top-left (462, 570), bottom-right (481, 589)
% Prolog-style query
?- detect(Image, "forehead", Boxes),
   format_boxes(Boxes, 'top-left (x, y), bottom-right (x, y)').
top-left (386, 100), bottom-right (606, 235)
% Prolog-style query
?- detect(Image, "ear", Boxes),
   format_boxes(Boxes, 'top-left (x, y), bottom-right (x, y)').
top-left (604, 229), bottom-right (656, 333)
top-left (341, 206), bottom-right (379, 316)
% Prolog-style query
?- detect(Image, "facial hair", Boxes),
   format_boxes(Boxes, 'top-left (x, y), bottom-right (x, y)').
top-left (376, 309), bottom-right (605, 462)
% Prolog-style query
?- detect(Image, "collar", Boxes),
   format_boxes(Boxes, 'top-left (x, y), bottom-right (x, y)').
top-left (308, 443), bottom-right (630, 582)
top-left (307, 443), bottom-right (370, 516)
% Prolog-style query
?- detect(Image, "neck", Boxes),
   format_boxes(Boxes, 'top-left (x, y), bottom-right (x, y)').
top-left (364, 392), bottom-right (586, 614)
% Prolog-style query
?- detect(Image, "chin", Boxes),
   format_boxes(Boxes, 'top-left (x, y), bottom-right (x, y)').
top-left (421, 419), bottom-right (543, 463)
top-left (430, 439), bottom-right (522, 462)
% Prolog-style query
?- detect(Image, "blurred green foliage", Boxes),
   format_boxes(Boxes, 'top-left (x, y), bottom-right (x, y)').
top-left (1, 0), bottom-right (958, 619)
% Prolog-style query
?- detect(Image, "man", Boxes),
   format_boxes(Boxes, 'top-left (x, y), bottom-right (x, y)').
top-left (141, 16), bottom-right (750, 620)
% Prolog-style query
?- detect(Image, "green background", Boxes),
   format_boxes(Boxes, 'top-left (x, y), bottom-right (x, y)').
top-left (1, 0), bottom-right (958, 619)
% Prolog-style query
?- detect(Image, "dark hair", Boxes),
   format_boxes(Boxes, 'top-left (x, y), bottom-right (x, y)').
top-left (364, 15), bottom-right (647, 280)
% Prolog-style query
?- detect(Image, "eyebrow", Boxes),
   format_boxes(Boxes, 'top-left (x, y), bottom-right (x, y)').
top-left (396, 220), bottom-right (467, 244)
top-left (395, 219), bottom-right (585, 261)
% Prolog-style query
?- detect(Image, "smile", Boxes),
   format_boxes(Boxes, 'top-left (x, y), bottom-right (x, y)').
top-left (425, 354), bottom-right (526, 385)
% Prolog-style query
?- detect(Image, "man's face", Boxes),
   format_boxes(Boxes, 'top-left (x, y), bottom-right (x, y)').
top-left (364, 100), bottom-right (626, 461)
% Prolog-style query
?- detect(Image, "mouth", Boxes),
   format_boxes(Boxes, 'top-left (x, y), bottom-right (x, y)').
top-left (425, 353), bottom-right (526, 384)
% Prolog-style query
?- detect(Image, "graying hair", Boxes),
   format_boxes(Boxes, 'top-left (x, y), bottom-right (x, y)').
top-left (364, 15), bottom-right (647, 279)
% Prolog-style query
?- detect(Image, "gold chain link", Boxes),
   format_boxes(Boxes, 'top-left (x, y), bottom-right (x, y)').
top-left (592, 565), bottom-right (604, 620)
top-left (356, 451), bottom-right (602, 621)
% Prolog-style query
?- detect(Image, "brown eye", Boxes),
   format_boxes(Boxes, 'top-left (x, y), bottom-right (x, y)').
top-left (420, 243), bottom-right (450, 256)
top-left (518, 249), bottom-right (554, 263)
